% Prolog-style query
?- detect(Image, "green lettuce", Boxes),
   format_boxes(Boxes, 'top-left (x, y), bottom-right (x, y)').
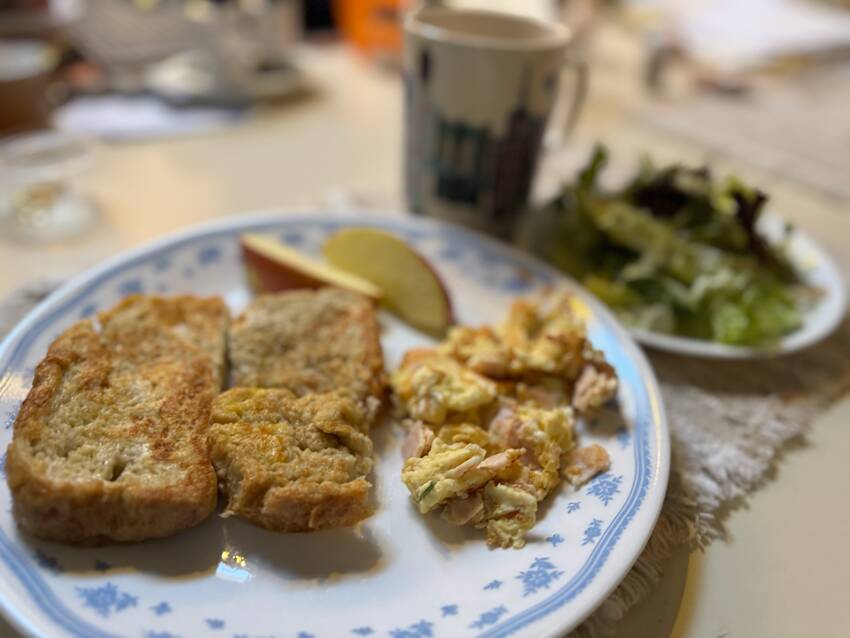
top-left (530, 145), bottom-right (805, 346)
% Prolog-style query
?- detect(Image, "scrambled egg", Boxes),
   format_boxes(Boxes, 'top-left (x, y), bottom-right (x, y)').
top-left (435, 423), bottom-right (492, 449)
top-left (392, 350), bottom-right (496, 424)
top-left (440, 291), bottom-right (588, 379)
top-left (489, 402), bottom-right (575, 499)
top-left (393, 290), bottom-right (618, 549)
top-left (482, 482), bottom-right (538, 549)
top-left (401, 439), bottom-right (523, 513)
top-left (439, 291), bottom-right (612, 406)
top-left (439, 326), bottom-right (514, 378)
top-left (401, 438), bottom-right (536, 548)
top-left (501, 293), bottom-right (587, 372)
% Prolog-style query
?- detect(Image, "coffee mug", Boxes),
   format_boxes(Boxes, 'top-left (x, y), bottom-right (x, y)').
top-left (403, 8), bottom-right (586, 237)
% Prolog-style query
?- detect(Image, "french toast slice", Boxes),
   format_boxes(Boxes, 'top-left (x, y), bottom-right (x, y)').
top-left (209, 387), bottom-right (374, 531)
top-left (228, 288), bottom-right (385, 402)
top-left (98, 294), bottom-right (230, 387)
top-left (6, 295), bottom-right (229, 544)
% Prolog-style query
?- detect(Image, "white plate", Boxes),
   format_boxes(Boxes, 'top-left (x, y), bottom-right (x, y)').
top-left (0, 212), bottom-right (669, 638)
top-left (630, 214), bottom-right (847, 358)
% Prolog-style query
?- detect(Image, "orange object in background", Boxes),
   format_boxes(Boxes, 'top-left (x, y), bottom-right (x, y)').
top-left (333, 0), bottom-right (410, 55)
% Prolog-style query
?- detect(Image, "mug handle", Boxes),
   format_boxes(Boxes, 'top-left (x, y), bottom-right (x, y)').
top-left (545, 57), bottom-right (589, 149)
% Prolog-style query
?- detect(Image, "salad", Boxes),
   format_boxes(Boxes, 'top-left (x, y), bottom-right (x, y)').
top-left (528, 146), bottom-right (813, 346)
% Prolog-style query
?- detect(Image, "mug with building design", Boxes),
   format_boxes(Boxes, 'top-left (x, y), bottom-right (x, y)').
top-left (403, 7), bottom-right (585, 238)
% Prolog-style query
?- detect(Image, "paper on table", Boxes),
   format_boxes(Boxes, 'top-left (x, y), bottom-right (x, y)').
top-left (53, 95), bottom-right (244, 142)
top-left (632, 0), bottom-right (850, 71)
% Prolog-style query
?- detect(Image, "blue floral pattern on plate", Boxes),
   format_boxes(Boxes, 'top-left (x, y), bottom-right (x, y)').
top-left (469, 606), bottom-right (508, 630)
top-left (0, 213), bottom-right (668, 638)
top-left (516, 558), bottom-right (564, 597)
top-left (545, 534), bottom-right (565, 548)
top-left (586, 473), bottom-right (624, 507)
top-left (76, 583), bottom-right (137, 618)
top-left (389, 620), bottom-right (433, 638)
top-left (582, 519), bottom-right (605, 546)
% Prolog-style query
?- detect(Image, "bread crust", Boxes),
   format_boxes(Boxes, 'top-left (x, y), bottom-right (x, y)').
top-left (257, 479), bottom-right (372, 531)
top-left (6, 455), bottom-right (216, 544)
top-left (6, 295), bottom-right (228, 544)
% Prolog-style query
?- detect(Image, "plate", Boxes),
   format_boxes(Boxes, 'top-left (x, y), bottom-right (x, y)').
top-left (0, 212), bottom-right (669, 638)
top-left (629, 214), bottom-right (847, 359)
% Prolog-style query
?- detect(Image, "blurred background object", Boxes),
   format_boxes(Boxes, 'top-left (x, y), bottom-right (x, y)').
top-left (631, 0), bottom-right (850, 76)
top-left (0, 0), bottom-right (314, 141)
top-left (619, 0), bottom-right (850, 201)
top-left (67, 0), bottom-right (303, 104)
top-left (334, 0), bottom-right (407, 59)
top-left (0, 130), bottom-right (96, 241)
top-left (0, 0), bottom-right (846, 213)
top-left (0, 0), bottom-right (847, 228)
top-left (0, 0), bottom-right (65, 39)
top-left (55, 0), bottom-right (309, 138)
top-left (0, 39), bottom-right (57, 134)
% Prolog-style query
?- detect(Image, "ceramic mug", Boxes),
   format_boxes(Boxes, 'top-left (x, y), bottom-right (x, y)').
top-left (403, 8), bottom-right (586, 237)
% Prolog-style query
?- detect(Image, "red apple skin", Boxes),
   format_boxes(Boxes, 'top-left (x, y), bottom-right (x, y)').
top-left (241, 239), bottom-right (381, 300)
top-left (242, 240), bottom-right (329, 294)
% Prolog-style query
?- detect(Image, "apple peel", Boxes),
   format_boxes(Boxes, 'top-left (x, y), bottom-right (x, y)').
top-left (241, 233), bottom-right (382, 301)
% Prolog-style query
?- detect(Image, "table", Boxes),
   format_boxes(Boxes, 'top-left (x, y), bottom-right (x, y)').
top-left (1, 35), bottom-right (849, 638)
top-left (0, 46), bottom-right (403, 300)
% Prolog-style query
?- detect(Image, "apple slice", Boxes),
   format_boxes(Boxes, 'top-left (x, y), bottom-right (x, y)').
top-left (322, 227), bottom-right (454, 336)
top-left (241, 233), bottom-right (382, 300)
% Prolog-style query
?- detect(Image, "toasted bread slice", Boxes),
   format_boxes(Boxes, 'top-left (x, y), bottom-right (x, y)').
top-left (98, 294), bottom-right (230, 387)
top-left (210, 387), bottom-right (374, 531)
top-left (228, 288), bottom-right (385, 401)
top-left (6, 295), bottom-right (229, 544)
